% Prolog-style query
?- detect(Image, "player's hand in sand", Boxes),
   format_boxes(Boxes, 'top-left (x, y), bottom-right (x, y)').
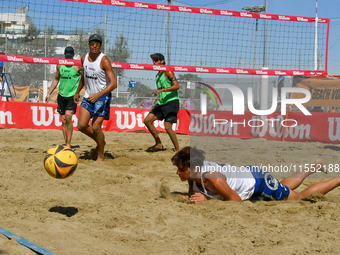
top-left (190, 193), bottom-right (208, 204)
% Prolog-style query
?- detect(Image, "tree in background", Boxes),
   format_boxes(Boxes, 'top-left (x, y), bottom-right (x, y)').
top-left (21, 24), bottom-right (40, 43)
top-left (8, 24), bottom-right (56, 87)
top-left (70, 29), bottom-right (89, 57)
top-left (127, 83), bottom-right (154, 107)
top-left (106, 33), bottom-right (131, 78)
top-left (70, 30), bottom-right (131, 77)
top-left (178, 73), bottom-right (202, 82)
top-left (70, 28), bottom-right (105, 57)
top-left (178, 73), bottom-right (202, 99)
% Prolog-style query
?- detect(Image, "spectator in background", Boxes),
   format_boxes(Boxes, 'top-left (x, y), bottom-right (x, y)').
top-left (331, 107), bottom-right (340, 113)
top-left (275, 101), bottom-right (281, 112)
top-left (311, 106), bottom-right (324, 112)
top-left (184, 99), bottom-right (195, 110)
top-left (0, 52), bottom-right (6, 86)
top-left (277, 75), bottom-right (285, 99)
top-left (128, 97), bottom-right (132, 108)
top-left (140, 97), bottom-right (153, 109)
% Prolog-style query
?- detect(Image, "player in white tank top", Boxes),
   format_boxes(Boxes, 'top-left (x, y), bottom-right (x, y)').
top-left (83, 52), bottom-right (110, 98)
top-left (74, 34), bottom-right (117, 161)
top-left (172, 146), bottom-right (340, 203)
top-left (193, 161), bottom-right (255, 201)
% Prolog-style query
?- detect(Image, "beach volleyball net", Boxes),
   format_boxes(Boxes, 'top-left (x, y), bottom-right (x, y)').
top-left (0, 0), bottom-right (329, 96)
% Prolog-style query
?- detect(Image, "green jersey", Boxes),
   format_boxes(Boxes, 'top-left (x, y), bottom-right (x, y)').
top-left (58, 65), bottom-right (80, 97)
top-left (156, 72), bottom-right (179, 105)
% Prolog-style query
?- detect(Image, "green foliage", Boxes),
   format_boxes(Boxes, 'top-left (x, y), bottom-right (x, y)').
top-left (178, 73), bottom-right (202, 99)
top-left (70, 28), bottom-right (105, 58)
top-left (178, 73), bottom-right (202, 82)
top-left (70, 30), bottom-right (131, 78)
top-left (7, 24), bottom-right (56, 87)
top-left (127, 83), bottom-right (153, 97)
top-left (9, 24), bottom-right (56, 57)
top-left (106, 33), bottom-right (131, 77)
top-left (127, 82), bottom-right (154, 106)
top-left (10, 62), bottom-right (50, 87)
top-left (70, 29), bottom-right (89, 57)
top-left (21, 24), bottom-right (40, 42)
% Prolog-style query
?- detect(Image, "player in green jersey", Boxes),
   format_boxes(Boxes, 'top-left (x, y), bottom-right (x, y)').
top-left (144, 53), bottom-right (180, 152)
top-left (45, 46), bottom-right (83, 148)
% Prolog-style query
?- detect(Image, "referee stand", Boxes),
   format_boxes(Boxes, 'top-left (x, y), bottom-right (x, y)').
top-left (0, 73), bottom-right (15, 101)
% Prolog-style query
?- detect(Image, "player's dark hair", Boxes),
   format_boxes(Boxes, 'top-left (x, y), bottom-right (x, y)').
top-left (171, 146), bottom-right (205, 170)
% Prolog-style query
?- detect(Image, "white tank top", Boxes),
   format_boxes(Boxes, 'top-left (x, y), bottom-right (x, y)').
top-left (193, 160), bottom-right (255, 201)
top-left (83, 52), bottom-right (109, 98)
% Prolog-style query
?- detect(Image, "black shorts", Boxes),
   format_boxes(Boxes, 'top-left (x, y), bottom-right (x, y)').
top-left (57, 94), bottom-right (77, 115)
top-left (0, 67), bottom-right (3, 77)
top-left (150, 99), bottom-right (179, 123)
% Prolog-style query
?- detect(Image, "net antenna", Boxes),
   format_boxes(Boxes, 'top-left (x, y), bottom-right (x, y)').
top-left (314, 0), bottom-right (318, 71)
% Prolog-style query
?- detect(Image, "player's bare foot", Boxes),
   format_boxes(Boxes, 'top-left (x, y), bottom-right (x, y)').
top-left (305, 158), bottom-right (326, 174)
top-left (146, 144), bottom-right (164, 152)
top-left (96, 155), bottom-right (105, 162)
top-left (88, 148), bottom-right (98, 160)
top-left (314, 158), bottom-right (327, 173)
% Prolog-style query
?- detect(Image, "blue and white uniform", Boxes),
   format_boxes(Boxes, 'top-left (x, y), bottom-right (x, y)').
top-left (193, 161), bottom-right (290, 201)
top-left (81, 52), bottom-right (111, 120)
top-left (83, 52), bottom-right (110, 98)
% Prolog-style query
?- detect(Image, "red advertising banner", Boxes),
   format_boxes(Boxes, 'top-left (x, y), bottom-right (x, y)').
top-left (189, 110), bottom-right (340, 144)
top-left (2, 101), bottom-right (340, 144)
top-left (0, 101), bottom-right (190, 134)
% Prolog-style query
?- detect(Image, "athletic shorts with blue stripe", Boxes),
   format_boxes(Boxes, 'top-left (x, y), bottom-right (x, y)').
top-left (244, 166), bottom-right (290, 201)
top-left (81, 94), bottom-right (111, 120)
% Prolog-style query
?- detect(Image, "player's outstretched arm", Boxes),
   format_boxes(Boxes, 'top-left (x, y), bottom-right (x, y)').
top-left (204, 172), bottom-right (243, 202)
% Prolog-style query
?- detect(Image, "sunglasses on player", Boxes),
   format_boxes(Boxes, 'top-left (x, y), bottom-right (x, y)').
top-left (90, 41), bottom-right (101, 47)
top-left (153, 58), bottom-right (160, 62)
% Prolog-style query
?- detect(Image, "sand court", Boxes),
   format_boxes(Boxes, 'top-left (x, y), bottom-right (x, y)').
top-left (1, 128), bottom-right (340, 254)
